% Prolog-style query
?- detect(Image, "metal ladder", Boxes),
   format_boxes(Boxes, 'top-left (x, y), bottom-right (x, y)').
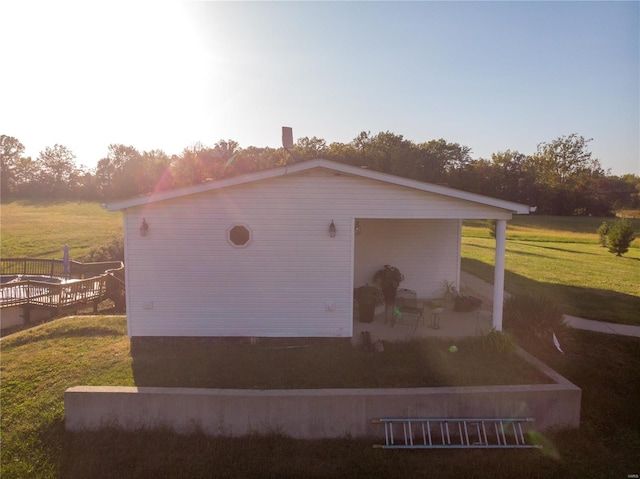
top-left (372, 418), bottom-right (542, 449)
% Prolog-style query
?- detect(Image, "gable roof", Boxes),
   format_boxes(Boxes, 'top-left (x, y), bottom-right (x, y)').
top-left (106, 158), bottom-right (532, 214)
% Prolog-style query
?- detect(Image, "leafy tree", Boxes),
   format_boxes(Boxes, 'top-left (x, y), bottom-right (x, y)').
top-left (95, 144), bottom-right (140, 199)
top-left (606, 219), bottom-right (636, 257)
top-left (607, 174), bottom-right (640, 211)
top-left (351, 131), bottom-right (371, 159)
top-left (597, 221), bottom-right (612, 247)
top-left (531, 134), bottom-right (604, 215)
top-left (11, 156), bottom-right (39, 196)
top-left (293, 136), bottom-right (327, 162)
top-left (488, 150), bottom-right (537, 204)
top-left (222, 146), bottom-right (281, 178)
top-left (169, 140), bottom-right (243, 188)
top-left (95, 144), bottom-right (174, 199)
top-left (36, 144), bottom-right (78, 197)
top-left (141, 149), bottom-right (174, 192)
top-left (534, 134), bottom-right (602, 186)
top-left (2, 130), bottom-right (636, 213)
top-left (0, 135), bottom-right (25, 198)
top-left (367, 131), bottom-right (412, 174)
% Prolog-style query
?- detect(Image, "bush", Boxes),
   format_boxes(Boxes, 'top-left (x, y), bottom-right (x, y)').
top-left (596, 220), bottom-right (612, 247)
top-left (80, 236), bottom-right (124, 262)
top-left (606, 219), bottom-right (635, 257)
top-left (481, 328), bottom-right (517, 354)
top-left (503, 294), bottom-right (573, 352)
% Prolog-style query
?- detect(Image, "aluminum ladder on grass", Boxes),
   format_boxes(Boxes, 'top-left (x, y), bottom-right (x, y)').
top-left (372, 418), bottom-right (541, 449)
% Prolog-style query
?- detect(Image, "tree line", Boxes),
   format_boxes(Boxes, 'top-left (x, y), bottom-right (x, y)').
top-left (1, 132), bottom-right (638, 216)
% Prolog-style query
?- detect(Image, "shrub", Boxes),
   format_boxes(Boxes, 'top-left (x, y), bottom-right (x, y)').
top-left (606, 219), bottom-right (636, 257)
top-left (80, 236), bottom-right (124, 262)
top-left (503, 294), bottom-right (573, 352)
top-left (481, 328), bottom-right (517, 354)
top-left (596, 220), bottom-right (612, 247)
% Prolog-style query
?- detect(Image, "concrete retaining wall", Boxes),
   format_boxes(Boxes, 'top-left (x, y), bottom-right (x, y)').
top-left (0, 305), bottom-right (52, 330)
top-left (64, 349), bottom-right (581, 438)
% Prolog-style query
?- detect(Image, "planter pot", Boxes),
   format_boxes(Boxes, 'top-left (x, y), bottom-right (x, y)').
top-left (454, 295), bottom-right (482, 312)
top-left (359, 302), bottom-right (376, 323)
top-left (382, 286), bottom-right (397, 304)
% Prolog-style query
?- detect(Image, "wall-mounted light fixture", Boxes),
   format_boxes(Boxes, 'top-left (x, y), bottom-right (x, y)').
top-left (329, 220), bottom-right (336, 238)
top-left (355, 220), bottom-right (361, 235)
top-left (140, 218), bottom-right (149, 237)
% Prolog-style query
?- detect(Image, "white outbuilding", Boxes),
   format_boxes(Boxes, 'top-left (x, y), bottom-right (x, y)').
top-left (107, 159), bottom-right (531, 338)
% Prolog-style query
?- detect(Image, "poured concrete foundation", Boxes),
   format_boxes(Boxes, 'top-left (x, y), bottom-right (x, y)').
top-left (65, 349), bottom-right (580, 438)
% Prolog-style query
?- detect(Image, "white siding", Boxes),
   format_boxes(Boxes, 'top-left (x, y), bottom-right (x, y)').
top-left (123, 169), bottom-right (510, 337)
top-left (354, 219), bottom-right (460, 299)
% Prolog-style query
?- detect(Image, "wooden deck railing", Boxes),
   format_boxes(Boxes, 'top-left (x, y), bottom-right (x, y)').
top-left (0, 258), bottom-right (122, 279)
top-left (0, 259), bottom-right (125, 312)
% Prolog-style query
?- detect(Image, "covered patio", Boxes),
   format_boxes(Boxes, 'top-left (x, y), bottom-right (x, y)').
top-left (352, 271), bottom-right (497, 343)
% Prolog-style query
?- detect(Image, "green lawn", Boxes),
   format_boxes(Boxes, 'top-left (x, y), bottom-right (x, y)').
top-left (1, 315), bottom-right (639, 478)
top-left (462, 216), bottom-right (640, 325)
top-left (0, 200), bottom-right (122, 259)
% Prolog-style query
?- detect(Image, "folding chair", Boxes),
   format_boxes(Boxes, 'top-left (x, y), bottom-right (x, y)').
top-left (393, 288), bottom-right (425, 331)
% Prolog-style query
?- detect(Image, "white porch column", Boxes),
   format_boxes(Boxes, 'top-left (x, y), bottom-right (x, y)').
top-left (492, 220), bottom-right (507, 331)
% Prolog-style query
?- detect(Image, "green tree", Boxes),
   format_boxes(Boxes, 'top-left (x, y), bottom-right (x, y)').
top-left (0, 135), bottom-right (25, 198)
top-left (293, 136), bottom-right (327, 162)
top-left (12, 156), bottom-right (39, 196)
top-left (169, 140), bottom-right (243, 188)
top-left (367, 131), bottom-right (412, 174)
top-left (36, 144), bottom-right (77, 197)
top-left (488, 150), bottom-right (537, 204)
top-left (606, 219), bottom-right (636, 257)
top-left (417, 139), bottom-right (472, 184)
top-left (95, 144), bottom-right (141, 199)
top-left (531, 134), bottom-right (604, 215)
top-left (597, 221), bottom-right (612, 247)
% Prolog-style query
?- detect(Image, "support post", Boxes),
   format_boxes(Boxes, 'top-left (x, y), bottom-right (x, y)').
top-left (492, 220), bottom-right (507, 331)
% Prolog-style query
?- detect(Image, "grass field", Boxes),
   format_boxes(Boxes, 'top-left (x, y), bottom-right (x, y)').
top-left (1, 315), bottom-right (638, 478)
top-left (0, 200), bottom-right (122, 259)
top-left (462, 216), bottom-right (640, 325)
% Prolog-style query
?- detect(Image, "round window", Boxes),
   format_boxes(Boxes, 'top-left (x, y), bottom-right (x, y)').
top-left (228, 224), bottom-right (252, 247)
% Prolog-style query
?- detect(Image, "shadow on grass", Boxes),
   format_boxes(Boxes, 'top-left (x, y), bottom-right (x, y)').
top-left (462, 258), bottom-right (640, 326)
top-left (2, 325), bottom-right (124, 348)
top-left (25, 332), bottom-right (640, 479)
top-left (128, 336), bottom-right (553, 390)
top-left (512, 242), bottom-right (602, 256)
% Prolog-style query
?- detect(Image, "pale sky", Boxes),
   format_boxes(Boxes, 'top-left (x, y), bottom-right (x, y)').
top-left (1, 1), bottom-right (638, 175)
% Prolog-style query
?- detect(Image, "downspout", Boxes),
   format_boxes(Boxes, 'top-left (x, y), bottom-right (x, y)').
top-left (492, 219), bottom-right (507, 331)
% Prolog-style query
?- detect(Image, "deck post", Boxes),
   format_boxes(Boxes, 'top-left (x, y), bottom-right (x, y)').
top-left (492, 220), bottom-right (507, 331)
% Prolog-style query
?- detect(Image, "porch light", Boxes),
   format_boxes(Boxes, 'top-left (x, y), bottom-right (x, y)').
top-left (355, 221), bottom-right (361, 235)
top-left (329, 220), bottom-right (336, 238)
top-left (140, 218), bottom-right (149, 237)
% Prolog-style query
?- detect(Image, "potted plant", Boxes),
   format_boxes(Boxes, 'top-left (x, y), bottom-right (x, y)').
top-left (440, 279), bottom-right (458, 303)
top-left (373, 265), bottom-right (404, 305)
top-left (354, 284), bottom-right (383, 323)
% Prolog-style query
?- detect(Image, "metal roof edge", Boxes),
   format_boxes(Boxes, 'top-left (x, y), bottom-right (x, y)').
top-left (106, 158), bottom-right (531, 214)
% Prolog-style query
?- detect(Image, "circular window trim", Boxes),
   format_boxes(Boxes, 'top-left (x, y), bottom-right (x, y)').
top-left (227, 224), bottom-right (253, 248)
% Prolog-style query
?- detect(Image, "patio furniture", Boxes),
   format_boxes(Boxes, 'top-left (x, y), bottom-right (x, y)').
top-left (392, 288), bottom-right (425, 331)
top-left (430, 309), bottom-right (442, 329)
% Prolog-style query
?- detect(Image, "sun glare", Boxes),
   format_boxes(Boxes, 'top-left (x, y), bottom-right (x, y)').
top-left (2, 2), bottom-right (222, 165)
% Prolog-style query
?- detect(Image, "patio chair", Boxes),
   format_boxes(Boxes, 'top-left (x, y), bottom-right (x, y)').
top-left (392, 288), bottom-right (425, 331)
